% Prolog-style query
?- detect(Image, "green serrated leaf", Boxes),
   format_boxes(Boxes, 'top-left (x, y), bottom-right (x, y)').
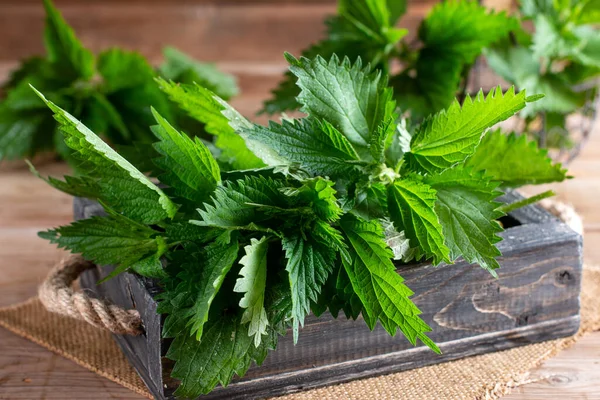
top-left (394, 0), bottom-right (517, 118)
top-left (425, 166), bottom-right (504, 276)
top-left (465, 130), bottom-right (568, 187)
top-left (197, 176), bottom-right (288, 230)
top-left (339, 215), bottom-right (440, 353)
top-left (39, 213), bottom-right (161, 269)
top-left (284, 177), bottom-right (343, 222)
top-left (27, 160), bottom-right (101, 198)
top-left (387, 177), bottom-right (449, 264)
top-left (282, 233), bottom-right (336, 343)
top-left (167, 312), bottom-right (275, 397)
top-left (33, 87), bottom-right (177, 223)
top-left (287, 53), bottom-right (395, 151)
top-left (234, 237), bottom-right (270, 346)
top-left (353, 182), bottom-right (388, 221)
top-left (262, 0), bottom-right (406, 115)
top-left (237, 117), bottom-right (361, 177)
top-left (485, 45), bottom-right (587, 117)
top-left (150, 108), bottom-right (220, 204)
top-left (97, 48), bottom-right (156, 93)
top-left (160, 47), bottom-right (239, 100)
top-left (157, 78), bottom-right (264, 170)
top-left (188, 238), bottom-right (239, 340)
top-left (42, 0), bottom-right (95, 81)
top-left (405, 86), bottom-right (534, 174)
top-left (0, 109), bottom-right (46, 161)
top-left (420, 0), bottom-right (518, 65)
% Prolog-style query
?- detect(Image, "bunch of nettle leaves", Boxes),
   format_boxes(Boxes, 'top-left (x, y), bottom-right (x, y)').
top-left (265, 0), bottom-right (600, 150)
top-left (0, 0), bottom-right (237, 164)
top-left (31, 50), bottom-right (567, 396)
top-left (11, 0), bottom-right (572, 397)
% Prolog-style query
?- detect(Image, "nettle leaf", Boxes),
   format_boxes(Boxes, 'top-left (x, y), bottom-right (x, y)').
top-left (167, 312), bottom-right (275, 397)
top-left (287, 53), bottom-right (395, 151)
top-left (465, 130), bottom-right (568, 187)
top-left (197, 176), bottom-right (288, 230)
top-left (96, 48), bottom-right (172, 136)
top-left (285, 177), bottom-right (343, 222)
top-left (425, 166), bottom-right (504, 276)
top-left (238, 118), bottom-right (361, 177)
top-left (387, 176), bottom-right (449, 264)
top-left (97, 48), bottom-right (154, 93)
top-left (282, 233), bottom-right (336, 343)
top-left (339, 215), bottom-right (440, 353)
top-left (34, 88), bottom-right (177, 223)
top-left (0, 109), bottom-right (47, 160)
top-left (353, 182), bottom-right (388, 221)
top-left (188, 238), bottom-right (239, 341)
top-left (419, 0), bottom-right (518, 65)
top-left (405, 87), bottom-right (535, 174)
top-left (485, 45), bottom-right (586, 117)
top-left (234, 237), bottom-right (270, 347)
top-left (530, 15), bottom-right (600, 69)
top-left (392, 50), bottom-right (463, 119)
top-left (28, 161), bottom-right (101, 199)
top-left (150, 108), bottom-right (220, 204)
top-left (160, 47), bottom-right (239, 100)
top-left (262, 0), bottom-right (406, 115)
top-left (395, 0), bottom-right (517, 118)
top-left (157, 79), bottom-right (263, 169)
top-left (39, 213), bottom-right (163, 271)
top-left (42, 0), bottom-right (94, 81)
top-left (337, 0), bottom-right (407, 44)
top-left (370, 114), bottom-right (397, 163)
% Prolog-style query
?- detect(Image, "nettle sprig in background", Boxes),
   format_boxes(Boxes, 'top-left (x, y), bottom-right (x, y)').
top-left (32, 53), bottom-right (566, 398)
top-left (263, 0), bottom-right (519, 119)
top-left (486, 0), bottom-right (600, 149)
top-left (265, 0), bottom-right (600, 152)
top-left (0, 0), bottom-right (237, 165)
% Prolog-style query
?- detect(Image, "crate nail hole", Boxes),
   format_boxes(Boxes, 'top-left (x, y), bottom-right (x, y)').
top-left (556, 270), bottom-right (574, 285)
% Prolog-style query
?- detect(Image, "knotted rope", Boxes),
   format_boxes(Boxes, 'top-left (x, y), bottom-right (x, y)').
top-left (38, 255), bottom-right (143, 336)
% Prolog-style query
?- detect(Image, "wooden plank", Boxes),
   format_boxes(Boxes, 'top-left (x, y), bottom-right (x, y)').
top-left (0, 2), bottom-right (432, 67)
top-left (507, 332), bottom-right (600, 400)
top-left (0, 162), bottom-right (71, 229)
top-left (0, 328), bottom-right (143, 399)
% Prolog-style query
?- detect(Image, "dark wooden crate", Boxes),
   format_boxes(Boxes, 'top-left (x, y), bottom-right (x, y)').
top-left (77, 192), bottom-right (582, 400)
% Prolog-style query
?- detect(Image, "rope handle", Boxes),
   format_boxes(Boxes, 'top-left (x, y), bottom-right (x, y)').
top-left (38, 255), bottom-right (144, 336)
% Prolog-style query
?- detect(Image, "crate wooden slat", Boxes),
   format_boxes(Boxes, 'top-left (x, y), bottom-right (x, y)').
top-left (77, 192), bottom-right (582, 399)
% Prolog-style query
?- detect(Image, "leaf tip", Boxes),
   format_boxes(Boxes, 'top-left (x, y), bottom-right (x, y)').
top-left (525, 93), bottom-right (545, 103)
top-left (284, 52), bottom-right (299, 66)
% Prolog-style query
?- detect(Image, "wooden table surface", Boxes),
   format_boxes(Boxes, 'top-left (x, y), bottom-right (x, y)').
top-left (0, 128), bottom-right (599, 399)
